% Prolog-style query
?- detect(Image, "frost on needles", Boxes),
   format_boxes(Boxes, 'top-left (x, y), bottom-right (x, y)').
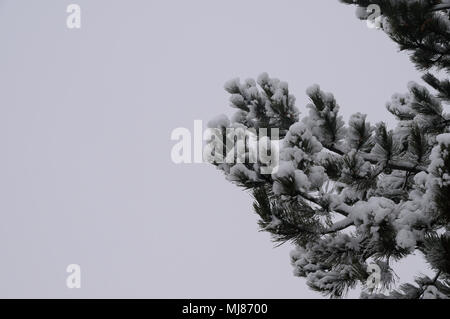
top-left (207, 0), bottom-right (450, 298)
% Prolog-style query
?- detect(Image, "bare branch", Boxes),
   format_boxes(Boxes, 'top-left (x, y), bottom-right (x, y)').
top-left (326, 145), bottom-right (427, 173)
top-left (322, 217), bottom-right (354, 234)
top-left (431, 4), bottom-right (450, 11)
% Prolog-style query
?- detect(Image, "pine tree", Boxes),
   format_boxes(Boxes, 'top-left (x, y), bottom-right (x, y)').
top-left (207, 0), bottom-right (450, 298)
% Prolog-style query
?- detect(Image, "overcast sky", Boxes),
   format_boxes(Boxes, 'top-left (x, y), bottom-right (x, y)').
top-left (0, 0), bottom-right (430, 298)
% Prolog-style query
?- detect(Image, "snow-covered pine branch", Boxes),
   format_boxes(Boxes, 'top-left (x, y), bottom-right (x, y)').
top-left (340, 0), bottom-right (450, 72)
top-left (207, 0), bottom-right (450, 299)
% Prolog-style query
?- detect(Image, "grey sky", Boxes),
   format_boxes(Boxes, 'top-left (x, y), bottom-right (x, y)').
top-left (0, 0), bottom-right (429, 298)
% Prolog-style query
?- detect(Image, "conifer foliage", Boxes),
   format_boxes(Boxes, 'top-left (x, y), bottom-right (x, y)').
top-left (208, 0), bottom-right (450, 298)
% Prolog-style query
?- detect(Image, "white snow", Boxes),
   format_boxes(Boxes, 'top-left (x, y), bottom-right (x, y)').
top-left (207, 114), bottom-right (230, 128)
